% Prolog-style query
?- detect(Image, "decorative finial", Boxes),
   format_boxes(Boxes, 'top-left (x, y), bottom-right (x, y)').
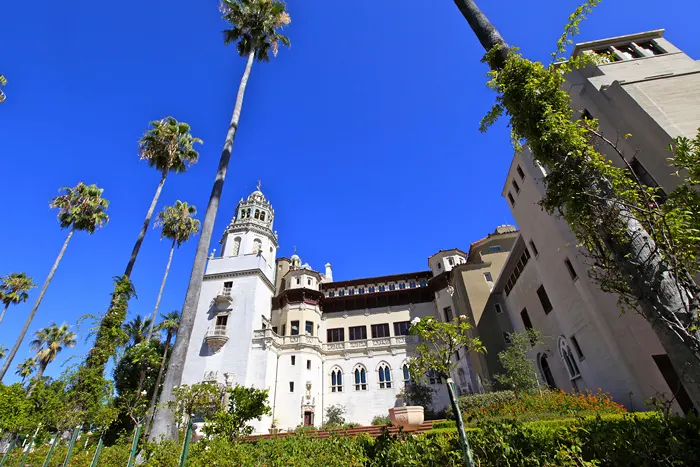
top-left (256, 180), bottom-right (262, 191)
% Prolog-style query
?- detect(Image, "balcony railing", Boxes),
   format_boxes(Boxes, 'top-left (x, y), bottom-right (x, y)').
top-left (206, 325), bottom-right (229, 337)
top-left (204, 325), bottom-right (229, 352)
top-left (251, 328), bottom-right (417, 354)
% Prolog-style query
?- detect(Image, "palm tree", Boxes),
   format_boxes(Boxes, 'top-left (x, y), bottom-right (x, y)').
top-left (0, 273), bottom-right (37, 327)
top-left (28, 323), bottom-right (77, 394)
top-left (144, 311), bottom-right (180, 437)
top-left (145, 201), bottom-right (200, 341)
top-left (16, 358), bottom-right (37, 384)
top-left (122, 315), bottom-right (153, 347)
top-left (0, 74), bottom-right (7, 103)
top-left (84, 118), bottom-right (201, 381)
top-left (0, 345), bottom-right (6, 360)
top-left (450, 0), bottom-right (700, 407)
top-left (0, 183), bottom-right (109, 380)
top-left (150, 0), bottom-right (290, 440)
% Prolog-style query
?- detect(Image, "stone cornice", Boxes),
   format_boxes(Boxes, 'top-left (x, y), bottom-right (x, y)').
top-left (204, 268), bottom-right (276, 293)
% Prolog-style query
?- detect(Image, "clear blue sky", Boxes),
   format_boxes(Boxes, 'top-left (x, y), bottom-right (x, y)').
top-left (1, 0), bottom-right (698, 383)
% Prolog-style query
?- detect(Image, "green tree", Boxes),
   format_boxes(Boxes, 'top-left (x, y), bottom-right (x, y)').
top-left (204, 384), bottom-right (272, 439)
top-left (16, 357), bottom-right (37, 384)
top-left (324, 404), bottom-right (346, 428)
top-left (28, 323), bottom-right (77, 395)
top-left (494, 330), bottom-right (543, 393)
top-left (451, 0), bottom-right (700, 407)
top-left (0, 345), bottom-right (6, 360)
top-left (0, 273), bottom-right (37, 326)
top-left (122, 314), bottom-right (153, 347)
top-left (0, 183), bottom-right (109, 380)
top-left (145, 201), bottom-right (200, 342)
top-left (153, 0), bottom-right (291, 440)
top-left (0, 74), bottom-right (6, 103)
top-left (168, 382), bottom-right (225, 427)
top-left (0, 383), bottom-right (31, 433)
top-left (85, 117), bottom-right (201, 382)
top-left (144, 311), bottom-right (180, 437)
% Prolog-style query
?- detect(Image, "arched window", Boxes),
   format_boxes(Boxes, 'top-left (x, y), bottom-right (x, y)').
top-left (428, 369), bottom-right (442, 385)
top-left (231, 237), bottom-right (241, 256)
top-left (354, 365), bottom-right (367, 391)
top-left (254, 209), bottom-right (260, 219)
top-left (260, 211), bottom-right (266, 221)
top-left (253, 238), bottom-right (262, 254)
top-left (558, 337), bottom-right (581, 379)
top-left (377, 362), bottom-right (392, 389)
top-left (330, 367), bottom-right (343, 393)
top-left (402, 364), bottom-right (411, 384)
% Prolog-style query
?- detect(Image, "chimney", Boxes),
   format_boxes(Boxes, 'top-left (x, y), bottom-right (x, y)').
top-left (324, 263), bottom-right (333, 282)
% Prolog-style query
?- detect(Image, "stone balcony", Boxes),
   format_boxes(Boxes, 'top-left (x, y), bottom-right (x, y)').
top-left (204, 325), bottom-right (229, 352)
top-left (251, 328), bottom-right (417, 356)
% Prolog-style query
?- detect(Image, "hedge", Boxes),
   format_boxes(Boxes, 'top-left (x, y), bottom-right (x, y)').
top-left (4, 413), bottom-right (698, 466)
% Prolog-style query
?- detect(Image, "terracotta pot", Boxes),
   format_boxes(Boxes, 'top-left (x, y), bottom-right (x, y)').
top-left (389, 406), bottom-right (424, 431)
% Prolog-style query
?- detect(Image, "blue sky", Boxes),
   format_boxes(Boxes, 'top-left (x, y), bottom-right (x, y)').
top-left (1, 0), bottom-right (698, 383)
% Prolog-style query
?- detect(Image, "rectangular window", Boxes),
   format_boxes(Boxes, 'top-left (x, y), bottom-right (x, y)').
top-left (296, 278), bottom-right (300, 285)
top-left (520, 308), bottom-right (533, 330)
top-left (508, 192), bottom-right (516, 207)
top-left (516, 165), bottom-right (525, 180)
top-left (307, 360), bottom-right (311, 370)
top-left (443, 306), bottom-right (453, 322)
top-left (307, 278), bottom-right (312, 286)
top-left (409, 281), bottom-right (416, 288)
top-left (371, 323), bottom-right (390, 338)
top-left (359, 287), bottom-right (365, 294)
top-left (489, 245), bottom-right (502, 253)
top-left (537, 285), bottom-right (553, 314)
top-left (512, 179), bottom-right (520, 194)
top-left (272, 326), bottom-right (278, 334)
top-left (636, 40), bottom-right (664, 56)
top-left (503, 332), bottom-right (512, 344)
top-left (615, 43), bottom-right (642, 59)
top-left (564, 258), bottom-right (578, 281)
top-left (378, 285), bottom-right (386, 292)
top-left (529, 240), bottom-right (539, 257)
top-left (215, 315), bottom-right (228, 327)
top-left (290, 320), bottom-right (300, 335)
top-left (348, 288), bottom-right (355, 295)
top-left (305, 321), bottom-right (313, 336)
top-left (389, 284), bottom-right (395, 291)
top-left (631, 157), bottom-right (667, 203)
top-left (328, 291), bottom-right (335, 297)
top-left (570, 335), bottom-right (585, 361)
top-left (339, 290), bottom-right (345, 297)
top-left (291, 355), bottom-right (296, 365)
top-left (289, 382), bottom-right (294, 392)
top-left (399, 282), bottom-right (406, 289)
top-left (349, 326), bottom-right (367, 341)
top-left (327, 328), bottom-right (344, 343)
top-left (494, 303), bottom-right (503, 314)
top-left (484, 272), bottom-right (493, 282)
top-left (369, 286), bottom-right (375, 293)
top-left (393, 321), bottom-right (410, 336)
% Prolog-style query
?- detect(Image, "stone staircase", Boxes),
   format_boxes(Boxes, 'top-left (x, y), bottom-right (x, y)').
top-left (245, 420), bottom-right (439, 441)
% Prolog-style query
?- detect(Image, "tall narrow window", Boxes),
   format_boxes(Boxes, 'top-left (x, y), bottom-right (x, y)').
top-left (537, 285), bottom-right (553, 314)
top-left (307, 360), bottom-right (311, 370)
top-left (354, 366), bottom-right (367, 391)
top-left (253, 238), bottom-right (262, 254)
top-left (448, 258), bottom-right (455, 266)
top-left (508, 192), bottom-right (516, 207)
top-left (289, 382), bottom-right (294, 392)
top-left (512, 179), bottom-right (520, 194)
top-left (378, 363), bottom-right (392, 389)
top-left (516, 165), bottom-right (525, 180)
top-left (631, 157), bottom-right (667, 203)
top-left (254, 209), bottom-right (260, 219)
top-left (291, 355), bottom-right (296, 365)
top-left (529, 240), bottom-right (539, 257)
top-left (330, 367), bottom-right (343, 392)
top-left (570, 335), bottom-right (585, 361)
top-left (494, 303), bottom-right (503, 314)
top-left (305, 321), bottom-right (313, 336)
top-left (402, 364), bottom-right (411, 384)
top-left (231, 237), bottom-right (241, 256)
top-left (443, 306), bottom-right (453, 322)
top-left (520, 308), bottom-right (533, 331)
top-left (564, 258), bottom-right (578, 281)
top-left (558, 337), bottom-right (581, 379)
top-left (291, 321), bottom-right (300, 335)
top-left (484, 272), bottom-right (494, 290)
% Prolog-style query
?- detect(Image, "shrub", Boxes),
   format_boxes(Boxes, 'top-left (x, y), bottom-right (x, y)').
top-left (324, 404), bottom-right (346, 428)
top-left (445, 390), bottom-right (517, 419)
top-left (371, 415), bottom-right (391, 426)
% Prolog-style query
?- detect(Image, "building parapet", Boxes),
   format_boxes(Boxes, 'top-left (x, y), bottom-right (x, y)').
top-left (251, 328), bottom-right (417, 355)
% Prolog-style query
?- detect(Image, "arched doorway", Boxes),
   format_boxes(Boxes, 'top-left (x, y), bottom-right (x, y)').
top-left (539, 354), bottom-right (557, 389)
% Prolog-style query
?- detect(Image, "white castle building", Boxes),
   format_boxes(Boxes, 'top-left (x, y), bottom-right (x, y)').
top-left (180, 187), bottom-right (480, 433)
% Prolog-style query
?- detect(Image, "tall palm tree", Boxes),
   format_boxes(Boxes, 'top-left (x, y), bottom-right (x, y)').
top-left (0, 345), bottom-right (6, 360)
top-left (84, 118), bottom-right (202, 381)
top-left (150, 0), bottom-right (290, 440)
top-left (144, 311), bottom-right (180, 437)
top-left (0, 74), bottom-right (6, 103)
top-left (145, 201), bottom-right (200, 341)
top-left (450, 0), bottom-right (700, 406)
top-left (0, 273), bottom-right (37, 326)
top-left (16, 358), bottom-right (37, 384)
top-left (0, 183), bottom-right (109, 380)
top-left (28, 323), bottom-right (77, 394)
top-left (122, 315), bottom-right (153, 347)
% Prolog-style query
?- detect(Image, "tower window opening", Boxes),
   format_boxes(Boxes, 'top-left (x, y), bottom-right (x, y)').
top-left (260, 211), bottom-right (266, 221)
top-left (254, 209), bottom-right (260, 219)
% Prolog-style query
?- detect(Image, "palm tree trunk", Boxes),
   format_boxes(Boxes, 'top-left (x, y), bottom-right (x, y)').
top-left (27, 362), bottom-right (47, 398)
top-left (150, 49), bottom-right (256, 441)
top-left (452, 0), bottom-right (700, 407)
top-left (0, 304), bottom-right (9, 327)
top-left (124, 172), bottom-right (167, 278)
top-left (0, 228), bottom-right (75, 380)
top-left (144, 331), bottom-right (172, 438)
top-left (145, 240), bottom-right (176, 341)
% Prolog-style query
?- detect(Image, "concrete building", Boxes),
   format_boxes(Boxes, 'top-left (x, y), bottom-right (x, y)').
top-left (179, 186), bottom-right (519, 433)
top-left (492, 30), bottom-right (699, 414)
